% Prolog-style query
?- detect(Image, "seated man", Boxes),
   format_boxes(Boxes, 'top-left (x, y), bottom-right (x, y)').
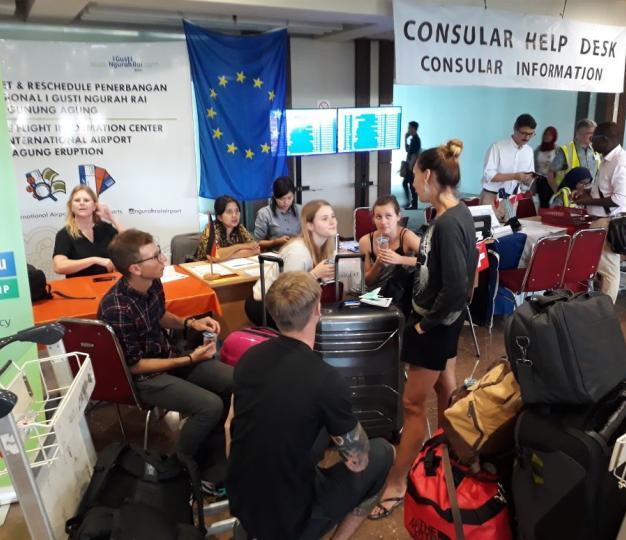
top-left (226, 272), bottom-right (394, 540)
top-left (98, 229), bottom-right (233, 465)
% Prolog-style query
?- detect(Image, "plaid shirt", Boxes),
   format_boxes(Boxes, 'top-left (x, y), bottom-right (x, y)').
top-left (97, 278), bottom-right (170, 372)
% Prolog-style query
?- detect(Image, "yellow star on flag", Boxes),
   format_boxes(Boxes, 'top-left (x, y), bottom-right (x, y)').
top-left (212, 127), bottom-right (223, 139)
top-left (209, 88), bottom-right (217, 99)
top-left (245, 148), bottom-right (254, 159)
top-left (218, 75), bottom-right (228, 87)
top-left (227, 142), bottom-right (238, 154)
top-left (268, 90), bottom-right (276, 101)
top-left (260, 143), bottom-right (270, 153)
top-left (236, 71), bottom-right (246, 83)
top-left (253, 77), bottom-right (263, 88)
top-left (207, 107), bottom-right (217, 119)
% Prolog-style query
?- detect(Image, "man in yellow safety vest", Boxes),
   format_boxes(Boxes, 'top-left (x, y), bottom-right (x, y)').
top-left (548, 118), bottom-right (600, 194)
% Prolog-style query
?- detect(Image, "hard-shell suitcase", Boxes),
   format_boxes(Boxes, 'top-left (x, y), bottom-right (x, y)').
top-left (222, 254), bottom-right (282, 365)
top-left (315, 302), bottom-right (404, 440)
top-left (315, 252), bottom-right (404, 440)
top-left (512, 383), bottom-right (626, 540)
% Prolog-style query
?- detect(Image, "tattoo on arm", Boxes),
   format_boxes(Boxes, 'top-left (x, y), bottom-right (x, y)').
top-left (331, 422), bottom-right (370, 472)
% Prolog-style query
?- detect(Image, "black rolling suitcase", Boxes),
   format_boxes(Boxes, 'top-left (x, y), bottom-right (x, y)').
top-left (315, 253), bottom-right (405, 440)
top-left (512, 383), bottom-right (626, 540)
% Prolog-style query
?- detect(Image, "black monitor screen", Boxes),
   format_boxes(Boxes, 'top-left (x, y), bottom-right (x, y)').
top-left (285, 108), bottom-right (337, 156)
top-left (337, 106), bottom-right (402, 153)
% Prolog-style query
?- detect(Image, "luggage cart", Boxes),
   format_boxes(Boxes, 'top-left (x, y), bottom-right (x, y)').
top-left (0, 339), bottom-right (95, 539)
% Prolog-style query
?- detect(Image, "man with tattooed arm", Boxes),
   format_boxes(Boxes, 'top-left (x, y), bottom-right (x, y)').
top-left (225, 272), bottom-right (394, 539)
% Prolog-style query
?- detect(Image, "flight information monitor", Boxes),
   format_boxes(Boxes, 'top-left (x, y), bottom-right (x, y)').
top-left (337, 106), bottom-right (402, 153)
top-left (285, 108), bottom-right (337, 156)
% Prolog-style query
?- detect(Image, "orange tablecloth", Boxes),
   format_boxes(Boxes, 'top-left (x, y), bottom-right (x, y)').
top-left (33, 266), bottom-right (222, 324)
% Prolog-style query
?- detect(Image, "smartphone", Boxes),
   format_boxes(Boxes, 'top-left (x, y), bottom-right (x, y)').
top-left (341, 299), bottom-right (361, 309)
top-left (202, 331), bottom-right (217, 344)
top-left (92, 276), bottom-right (116, 282)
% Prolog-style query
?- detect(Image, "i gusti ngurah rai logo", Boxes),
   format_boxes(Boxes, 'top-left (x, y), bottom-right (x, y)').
top-left (109, 55), bottom-right (143, 71)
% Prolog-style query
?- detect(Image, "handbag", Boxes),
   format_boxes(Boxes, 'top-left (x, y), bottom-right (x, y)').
top-left (400, 160), bottom-right (409, 178)
top-left (442, 360), bottom-right (522, 463)
top-left (607, 215), bottom-right (626, 254)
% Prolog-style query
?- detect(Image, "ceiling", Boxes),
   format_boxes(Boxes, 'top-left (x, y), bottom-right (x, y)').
top-left (2, 0), bottom-right (626, 41)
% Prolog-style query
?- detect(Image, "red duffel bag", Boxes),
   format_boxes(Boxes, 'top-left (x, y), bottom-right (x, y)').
top-left (404, 430), bottom-right (513, 540)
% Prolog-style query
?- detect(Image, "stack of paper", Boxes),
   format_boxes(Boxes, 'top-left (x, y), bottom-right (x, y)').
top-left (359, 287), bottom-right (392, 308)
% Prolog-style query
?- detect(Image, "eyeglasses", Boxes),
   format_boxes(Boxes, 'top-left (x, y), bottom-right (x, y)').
top-left (516, 129), bottom-right (536, 138)
top-left (133, 246), bottom-right (164, 265)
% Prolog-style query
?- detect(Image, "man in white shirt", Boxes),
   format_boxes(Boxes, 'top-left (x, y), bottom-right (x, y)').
top-left (480, 114), bottom-right (537, 213)
top-left (573, 121), bottom-right (626, 302)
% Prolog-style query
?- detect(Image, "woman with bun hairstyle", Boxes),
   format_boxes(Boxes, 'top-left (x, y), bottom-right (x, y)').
top-left (53, 185), bottom-right (123, 278)
top-left (369, 139), bottom-right (477, 520)
top-left (245, 199), bottom-right (337, 326)
top-left (254, 176), bottom-right (301, 250)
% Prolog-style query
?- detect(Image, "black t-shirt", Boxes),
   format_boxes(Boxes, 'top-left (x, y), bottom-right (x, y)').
top-left (226, 335), bottom-right (357, 540)
top-left (53, 221), bottom-right (118, 278)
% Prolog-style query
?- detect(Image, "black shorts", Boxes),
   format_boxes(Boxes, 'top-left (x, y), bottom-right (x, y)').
top-left (401, 312), bottom-right (465, 371)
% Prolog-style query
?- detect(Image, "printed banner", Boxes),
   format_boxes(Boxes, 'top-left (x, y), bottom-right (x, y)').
top-left (0, 40), bottom-right (199, 277)
top-left (393, 0), bottom-right (626, 92)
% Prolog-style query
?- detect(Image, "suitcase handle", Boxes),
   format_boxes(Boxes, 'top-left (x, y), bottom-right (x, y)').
top-left (529, 289), bottom-right (574, 307)
top-left (333, 253), bottom-right (365, 300)
top-left (597, 396), bottom-right (626, 444)
top-left (258, 255), bottom-right (284, 327)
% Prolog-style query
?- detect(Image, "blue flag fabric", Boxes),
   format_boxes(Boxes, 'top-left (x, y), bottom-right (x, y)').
top-left (184, 21), bottom-right (288, 201)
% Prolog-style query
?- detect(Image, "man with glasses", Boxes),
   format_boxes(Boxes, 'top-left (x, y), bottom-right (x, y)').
top-left (98, 228), bottom-right (233, 465)
top-left (480, 114), bottom-right (537, 213)
top-left (548, 118), bottom-right (600, 197)
top-left (573, 122), bottom-right (626, 302)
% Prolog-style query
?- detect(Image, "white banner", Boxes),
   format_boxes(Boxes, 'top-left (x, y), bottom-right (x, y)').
top-left (393, 1), bottom-right (626, 92)
top-left (0, 40), bottom-right (199, 277)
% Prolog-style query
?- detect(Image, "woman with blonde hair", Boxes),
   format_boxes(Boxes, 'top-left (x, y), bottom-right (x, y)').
top-left (369, 140), bottom-right (477, 520)
top-left (244, 199), bottom-right (337, 326)
top-left (53, 185), bottom-right (123, 278)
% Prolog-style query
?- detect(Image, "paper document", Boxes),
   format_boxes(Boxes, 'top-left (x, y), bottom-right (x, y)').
top-left (360, 297), bottom-right (392, 308)
top-left (160, 265), bottom-right (189, 283)
top-left (191, 263), bottom-right (237, 277)
top-left (243, 267), bottom-right (261, 277)
top-left (226, 257), bottom-right (259, 269)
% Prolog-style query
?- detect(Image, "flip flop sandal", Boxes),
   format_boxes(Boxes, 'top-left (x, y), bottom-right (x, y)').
top-left (367, 496), bottom-right (404, 520)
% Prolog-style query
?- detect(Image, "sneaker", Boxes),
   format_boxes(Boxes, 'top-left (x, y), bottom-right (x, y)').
top-left (404, 204), bottom-right (418, 210)
top-left (201, 480), bottom-right (227, 498)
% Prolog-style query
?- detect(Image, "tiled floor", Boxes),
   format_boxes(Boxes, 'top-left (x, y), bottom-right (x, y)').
top-left (3, 292), bottom-right (626, 540)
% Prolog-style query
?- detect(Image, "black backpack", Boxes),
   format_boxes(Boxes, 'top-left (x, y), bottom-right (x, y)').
top-left (66, 443), bottom-right (205, 540)
top-left (27, 264), bottom-right (52, 302)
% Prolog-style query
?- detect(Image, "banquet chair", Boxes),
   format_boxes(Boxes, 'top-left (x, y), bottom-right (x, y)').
top-left (499, 234), bottom-right (571, 302)
top-left (560, 228), bottom-right (607, 293)
top-left (461, 197), bottom-right (480, 207)
top-left (353, 207), bottom-right (408, 240)
top-left (59, 317), bottom-right (154, 450)
top-left (516, 195), bottom-right (537, 219)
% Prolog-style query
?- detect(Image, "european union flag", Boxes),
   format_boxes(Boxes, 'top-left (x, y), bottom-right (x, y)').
top-left (184, 21), bottom-right (288, 201)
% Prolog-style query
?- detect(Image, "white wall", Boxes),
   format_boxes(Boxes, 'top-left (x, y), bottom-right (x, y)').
top-left (290, 37), bottom-right (356, 236)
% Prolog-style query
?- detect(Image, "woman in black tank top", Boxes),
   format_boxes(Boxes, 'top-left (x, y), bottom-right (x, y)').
top-left (358, 195), bottom-right (421, 291)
